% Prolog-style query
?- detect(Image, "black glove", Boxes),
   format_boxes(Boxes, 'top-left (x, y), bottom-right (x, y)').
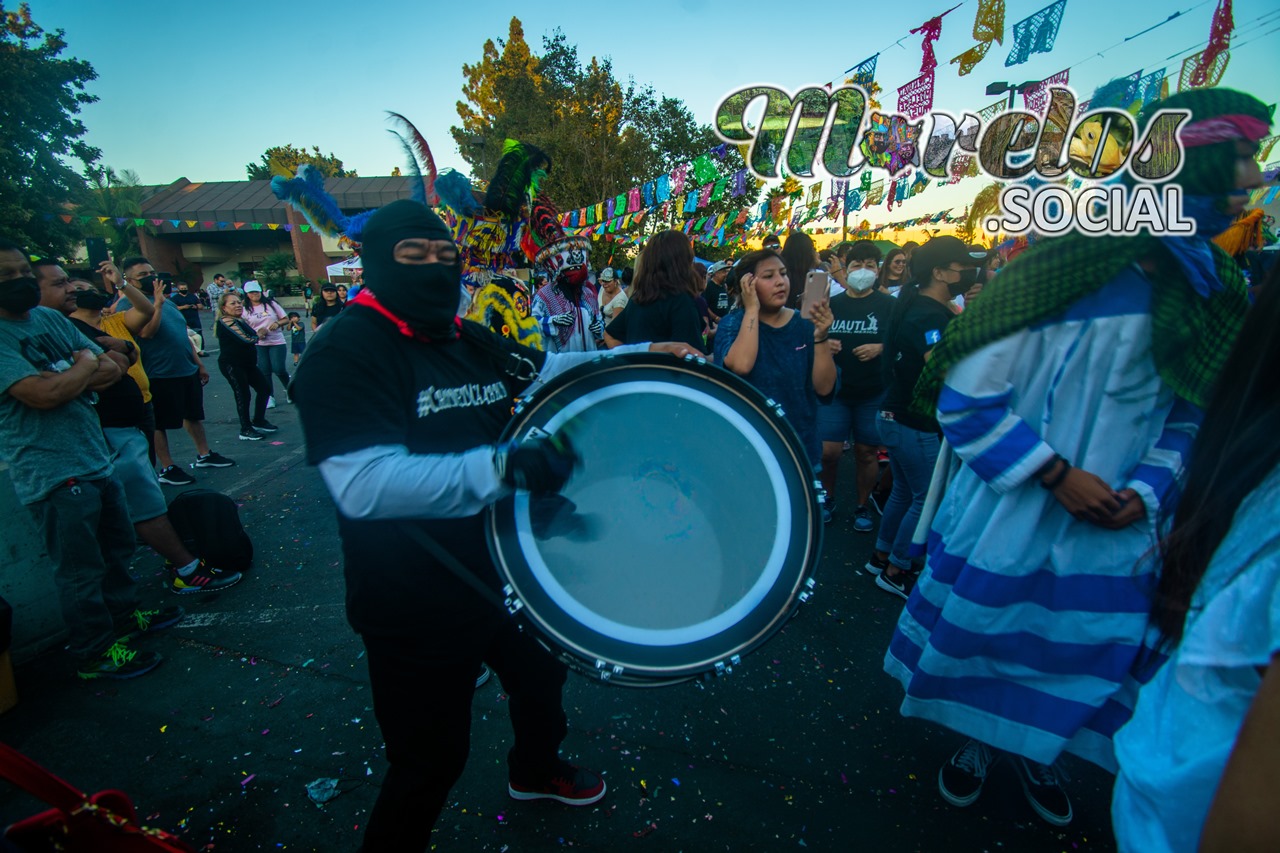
top-left (494, 434), bottom-right (578, 493)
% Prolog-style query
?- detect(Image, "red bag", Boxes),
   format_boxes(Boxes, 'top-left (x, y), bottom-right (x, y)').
top-left (0, 741), bottom-right (195, 852)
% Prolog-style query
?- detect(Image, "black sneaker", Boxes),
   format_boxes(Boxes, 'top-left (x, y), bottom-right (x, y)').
top-left (939, 739), bottom-right (998, 807)
top-left (239, 428), bottom-right (263, 441)
top-left (116, 605), bottom-right (185, 640)
top-left (250, 420), bottom-right (279, 433)
top-left (157, 465), bottom-right (196, 486)
top-left (194, 451), bottom-right (235, 468)
top-left (171, 561), bottom-right (243, 595)
top-left (509, 761), bottom-right (607, 806)
top-left (475, 663), bottom-right (492, 689)
top-left (1013, 756), bottom-right (1073, 826)
top-left (864, 552), bottom-right (889, 576)
top-left (875, 567), bottom-right (916, 601)
top-left (76, 641), bottom-right (162, 680)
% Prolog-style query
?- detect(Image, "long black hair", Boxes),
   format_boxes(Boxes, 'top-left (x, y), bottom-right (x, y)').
top-left (1152, 262), bottom-right (1280, 645)
top-left (778, 232), bottom-right (817, 307)
top-left (879, 277), bottom-right (926, 390)
top-left (877, 248), bottom-right (908, 291)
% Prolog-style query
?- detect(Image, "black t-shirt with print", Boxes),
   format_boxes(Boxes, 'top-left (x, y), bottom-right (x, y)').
top-left (291, 306), bottom-right (548, 636)
top-left (605, 292), bottom-right (705, 353)
top-left (67, 317), bottom-right (145, 429)
top-left (703, 281), bottom-right (731, 317)
top-left (828, 290), bottom-right (896, 402)
top-left (880, 296), bottom-right (953, 433)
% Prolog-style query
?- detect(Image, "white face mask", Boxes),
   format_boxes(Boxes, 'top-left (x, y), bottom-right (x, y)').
top-left (846, 268), bottom-right (877, 292)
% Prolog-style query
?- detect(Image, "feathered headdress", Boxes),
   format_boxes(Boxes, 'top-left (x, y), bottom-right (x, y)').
top-left (519, 191), bottom-right (589, 277)
top-left (270, 164), bottom-right (380, 244)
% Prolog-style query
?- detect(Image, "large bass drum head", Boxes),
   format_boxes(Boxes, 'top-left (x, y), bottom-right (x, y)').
top-left (488, 354), bottom-right (822, 686)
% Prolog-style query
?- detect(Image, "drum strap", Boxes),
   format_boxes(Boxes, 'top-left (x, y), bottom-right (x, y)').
top-left (396, 522), bottom-right (511, 615)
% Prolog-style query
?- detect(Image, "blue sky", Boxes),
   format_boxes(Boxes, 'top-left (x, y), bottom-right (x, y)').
top-left (28, 0), bottom-right (1280, 226)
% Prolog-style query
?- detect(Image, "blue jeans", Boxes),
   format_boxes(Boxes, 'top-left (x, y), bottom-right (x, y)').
top-left (875, 416), bottom-right (940, 571)
top-left (28, 476), bottom-right (140, 659)
top-left (256, 343), bottom-right (290, 398)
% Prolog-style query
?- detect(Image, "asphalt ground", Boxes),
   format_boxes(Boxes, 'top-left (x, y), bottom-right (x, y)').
top-left (1, 321), bottom-right (1120, 852)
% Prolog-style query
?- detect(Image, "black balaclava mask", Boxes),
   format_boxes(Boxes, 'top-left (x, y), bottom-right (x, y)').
top-left (360, 199), bottom-right (460, 337)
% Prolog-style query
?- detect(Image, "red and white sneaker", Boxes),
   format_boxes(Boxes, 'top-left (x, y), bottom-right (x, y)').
top-left (509, 761), bottom-right (607, 806)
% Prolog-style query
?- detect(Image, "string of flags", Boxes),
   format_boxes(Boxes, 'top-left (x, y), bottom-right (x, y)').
top-left (42, 213), bottom-right (317, 233)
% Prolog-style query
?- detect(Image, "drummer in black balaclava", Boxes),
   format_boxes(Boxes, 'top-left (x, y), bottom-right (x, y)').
top-left (291, 199), bottom-right (697, 851)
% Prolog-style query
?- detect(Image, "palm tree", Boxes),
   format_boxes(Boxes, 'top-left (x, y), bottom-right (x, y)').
top-left (79, 167), bottom-right (147, 261)
top-left (963, 182), bottom-right (1003, 247)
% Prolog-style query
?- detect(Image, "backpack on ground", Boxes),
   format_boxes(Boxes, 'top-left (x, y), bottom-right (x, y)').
top-left (165, 489), bottom-right (253, 572)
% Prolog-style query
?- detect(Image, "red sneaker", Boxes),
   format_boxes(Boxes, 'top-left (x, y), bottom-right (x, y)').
top-left (508, 761), bottom-right (607, 805)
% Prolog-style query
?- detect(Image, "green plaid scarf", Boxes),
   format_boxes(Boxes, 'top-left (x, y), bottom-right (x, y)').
top-left (911, 234), bottom-right (1250, 417)
top-left (912, 87), bottom-right (1268, 417)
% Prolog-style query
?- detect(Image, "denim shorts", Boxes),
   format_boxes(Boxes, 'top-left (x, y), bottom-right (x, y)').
top-left (102, 426), bottom-right (169, 522)
top-left (816, 395), bottom-right (883, 446)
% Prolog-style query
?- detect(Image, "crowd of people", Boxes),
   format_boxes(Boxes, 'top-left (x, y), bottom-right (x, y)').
top-left (1, 85), bottom-right (1277, 852)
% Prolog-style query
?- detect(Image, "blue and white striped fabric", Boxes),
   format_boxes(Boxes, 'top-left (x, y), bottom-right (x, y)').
top-left (885, 266), bottom-right (1191, 771)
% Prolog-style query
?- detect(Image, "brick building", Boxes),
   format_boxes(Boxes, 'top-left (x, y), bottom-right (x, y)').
top-left (131, 175), bottom-right (415, 284)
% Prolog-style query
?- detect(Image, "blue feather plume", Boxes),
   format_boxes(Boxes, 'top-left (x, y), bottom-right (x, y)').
top-left (270, 165), bottom-right (348, 237)
top-left (436, 169), bottom-right (483, 217)
top-left (343, 209), bottom-right (378, 244)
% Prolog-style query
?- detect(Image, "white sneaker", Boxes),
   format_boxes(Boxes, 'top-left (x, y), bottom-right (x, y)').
top-left (266, 396), bottom-right (276, 409)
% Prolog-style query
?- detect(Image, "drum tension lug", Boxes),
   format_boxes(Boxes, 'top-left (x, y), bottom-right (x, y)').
top-left (798, 577), bottom-right (817, 603)
top-left (501, 584), bottom-right (524, 615)
top-left (594, 660), bottom-right (624, 682)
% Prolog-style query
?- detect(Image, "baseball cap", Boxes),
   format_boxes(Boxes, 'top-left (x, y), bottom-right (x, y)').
top-left (321, 282), bottom-right (337, 291)
top-left (708, 260), bottom-right (731, 274)
top-left (242, 280), bottom-right (263, 293)
top-left (910, 237), bottom-right (976, 283)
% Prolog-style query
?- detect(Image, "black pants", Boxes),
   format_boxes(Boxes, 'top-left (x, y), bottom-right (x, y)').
top-left (218, 361), bottom-right (270, 430)
top-left (359, 617), bottom-right (569, 852)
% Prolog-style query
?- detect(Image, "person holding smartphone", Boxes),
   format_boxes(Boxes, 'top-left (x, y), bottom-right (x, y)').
top-left (713, 248), bottom-right (836, 472)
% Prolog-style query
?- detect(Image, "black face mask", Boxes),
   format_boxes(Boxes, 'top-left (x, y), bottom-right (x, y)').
top-left (0, 277), bottom-right (41, 313)
top-left (74, 289), bottom-right (113, 311)
top-left (948, 268), bottom-right (980, 298)
top-left (374, 261), bottom-right (461, 335)
top-left (360, 200), bottom-right (461, 338)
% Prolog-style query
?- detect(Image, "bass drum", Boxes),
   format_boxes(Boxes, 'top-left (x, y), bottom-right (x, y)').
top-left (488, 353), bottom-right (823, 686)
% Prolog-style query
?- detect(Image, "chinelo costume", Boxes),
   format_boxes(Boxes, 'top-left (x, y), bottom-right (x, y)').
top-left (883, 88), bottom-right (1271, 821)
top-left (526, 191), bottom-right (603, 353)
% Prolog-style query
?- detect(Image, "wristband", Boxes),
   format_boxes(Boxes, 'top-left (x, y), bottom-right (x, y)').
top-left (814, 335), bottom-right (829, 344)
top-left (1039, 456), bottom-right (1071, 491)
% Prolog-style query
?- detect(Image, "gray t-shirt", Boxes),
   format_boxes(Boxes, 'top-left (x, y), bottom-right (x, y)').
top-left (116, 298), bottom-right (198, 379)
top-left (0, 307), bottom-right (112, 504)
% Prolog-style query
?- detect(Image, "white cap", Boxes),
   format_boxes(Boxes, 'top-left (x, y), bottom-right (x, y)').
top-left (242, 280), bottom-right (262, 293)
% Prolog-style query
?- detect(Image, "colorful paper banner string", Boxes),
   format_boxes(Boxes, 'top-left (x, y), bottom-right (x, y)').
top-left (1006, 0), bottom-right (1067, 67)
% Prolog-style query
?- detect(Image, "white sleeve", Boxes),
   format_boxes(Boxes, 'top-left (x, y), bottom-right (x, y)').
top-left (318, 444), bottom-right (510, 520)
top-left (527, 344), bottom-right (651, 394)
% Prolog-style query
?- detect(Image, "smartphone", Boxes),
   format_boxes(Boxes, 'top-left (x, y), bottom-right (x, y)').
top-left (85, 236), bottom-right (109, 270)
top-left (801, 270), bottom-right (830, 318)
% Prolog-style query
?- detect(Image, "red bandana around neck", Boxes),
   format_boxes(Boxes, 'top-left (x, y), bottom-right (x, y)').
top-left (349, 288), bottom-right (461, 343)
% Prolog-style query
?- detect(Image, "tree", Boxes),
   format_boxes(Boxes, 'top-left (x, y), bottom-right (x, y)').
top-left (962, 182), bottom-right (1002, 246)
top-left (246, 145), bottom-right (354, 181)
top-left (79, 166), bottom-right (145, 260)
top-left (451, 20), bottom-right (760, 266)
top-left (256, 250), bottom-right (301, 296)
top-left (0, 3), bottom-right (99, 257)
